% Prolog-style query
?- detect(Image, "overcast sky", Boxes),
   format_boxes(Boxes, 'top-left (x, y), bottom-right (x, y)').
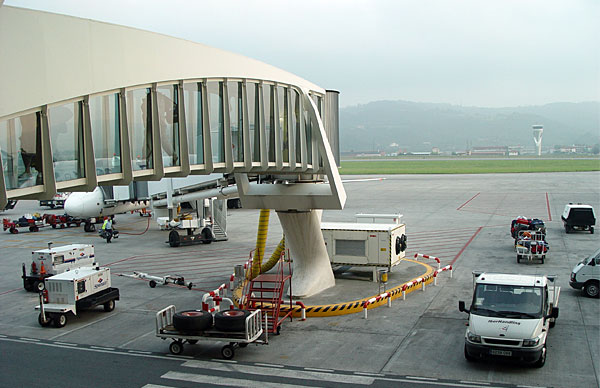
top-left (4, 0), bottom-right (599, 108)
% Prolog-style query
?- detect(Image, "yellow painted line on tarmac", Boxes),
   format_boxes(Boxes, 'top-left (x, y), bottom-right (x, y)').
top-left (233, 259), bottom-right (435, 318)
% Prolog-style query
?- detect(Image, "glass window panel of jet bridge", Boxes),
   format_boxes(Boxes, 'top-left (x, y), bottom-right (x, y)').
top-left (0, 112), bottom-right (44, 190)
top-left (291, 89), bottom-right (301, 165)
top-left (246, 82), bottom-right (260, 163)
top-left (207, 81), bottom-right (225, 164)
top-left (303, 106), bottom-right (313, 164)
top-left (48, 102), bottom-right (85, 182)
top-left (183, 82), bottom-right (203, 166)
top-left (262, 84), bottom-right (275, 163)
top-left (89, 93), bottom-right (122, 175)
top-left (278, 86), bottom-right (289, 163)
top-left (126, 88), bottom-right (153, 171)
top-left (227, 81), bottom-right (243, 163)
top-left (156, 84), bottom-right (181, 168)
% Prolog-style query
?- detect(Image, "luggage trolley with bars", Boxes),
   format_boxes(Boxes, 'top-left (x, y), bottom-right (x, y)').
top-left (155, 303), bottom-right (268, 360)
top-left (516, 230), bottom-right (549, 264)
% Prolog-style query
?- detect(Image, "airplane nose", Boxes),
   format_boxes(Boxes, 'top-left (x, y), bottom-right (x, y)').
top-left (64, 195), bottom-right (84, 216)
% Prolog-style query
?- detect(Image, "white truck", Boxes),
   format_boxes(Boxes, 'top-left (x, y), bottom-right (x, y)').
top-left (22, 243), bottom-right (96, 292)
top-left (36, 266), bottom-right (119, 328)
top-left (459, 272), bottom-right (559, 367)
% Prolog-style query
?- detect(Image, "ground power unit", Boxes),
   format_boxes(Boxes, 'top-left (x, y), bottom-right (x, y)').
top-left (22, 243), bottom-right (96, 291)
top-left (321, 216), bottom-right (407, 279)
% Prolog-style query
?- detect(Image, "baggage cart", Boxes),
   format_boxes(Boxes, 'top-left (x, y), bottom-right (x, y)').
top-left (155, 305), bottom-right (268, 359)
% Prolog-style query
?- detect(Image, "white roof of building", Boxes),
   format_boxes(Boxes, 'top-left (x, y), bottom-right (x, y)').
top-left (0, 6), bottom-right (325, 118)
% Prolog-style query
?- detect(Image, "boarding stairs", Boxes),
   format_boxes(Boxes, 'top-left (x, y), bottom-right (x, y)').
top-left (212, 222), bottom-right (228, 242)
top-left (242, 250), bottom-right (293, 334)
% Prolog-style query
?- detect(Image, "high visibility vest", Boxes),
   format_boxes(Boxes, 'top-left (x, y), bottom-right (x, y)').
top-left (102, 219), bottom-right (109, 230)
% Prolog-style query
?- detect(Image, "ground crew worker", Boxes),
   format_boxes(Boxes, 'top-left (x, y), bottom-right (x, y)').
top-left (102, 217), bottom-right (113, 243)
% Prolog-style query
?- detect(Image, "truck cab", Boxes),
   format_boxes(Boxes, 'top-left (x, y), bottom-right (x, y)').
top-left (458, 272), bottom-right (559, 367)
top-left (570, 248), bottom-right (600, 298)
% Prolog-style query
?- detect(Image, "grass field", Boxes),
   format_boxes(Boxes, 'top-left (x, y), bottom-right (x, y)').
top-left (339, 159), bottom-right (600, 174)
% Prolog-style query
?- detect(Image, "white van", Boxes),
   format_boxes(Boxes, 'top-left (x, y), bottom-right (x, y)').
top-left (459, 272), bottom-right (559, 367)
top-left (570, 248), bottom-right (600, 298)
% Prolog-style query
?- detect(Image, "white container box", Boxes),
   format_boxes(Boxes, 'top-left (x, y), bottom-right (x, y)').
top-left (321, 222), bottom-right (407, 269)
top-left (31, 244), bottom-right (95, 276)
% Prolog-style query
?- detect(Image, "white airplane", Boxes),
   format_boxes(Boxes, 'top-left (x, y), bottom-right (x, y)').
top-left (63, 175), bottom-right (237, 233)
top-left (64, 187), bottom-right (151, 231)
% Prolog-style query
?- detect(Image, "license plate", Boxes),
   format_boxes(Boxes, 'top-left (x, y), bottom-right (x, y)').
top-left (489, 349), bottom-right (512, 356)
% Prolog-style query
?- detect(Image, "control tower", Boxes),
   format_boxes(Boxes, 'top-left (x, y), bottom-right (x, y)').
top-left (532, 125), bottom-right (543, 156)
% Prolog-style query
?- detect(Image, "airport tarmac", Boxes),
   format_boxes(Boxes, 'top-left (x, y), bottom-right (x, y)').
top-left (0, 171), bottom-right (598, 388)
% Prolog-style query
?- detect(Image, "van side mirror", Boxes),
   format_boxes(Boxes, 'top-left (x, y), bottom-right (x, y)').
top-left (548, 307), bottom-right (559, 319)
top-left (458, 300), bottom-right (470, 313)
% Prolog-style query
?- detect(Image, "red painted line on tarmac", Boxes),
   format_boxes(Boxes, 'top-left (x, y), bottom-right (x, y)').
top-left (546, 192), bottom-right (552, 221)
top-left (457, 192), bottom-right (480, 211)
top-left (451, 226), bottom-right (483, 266)
top-left (0, 288), bottom-right (20, 296)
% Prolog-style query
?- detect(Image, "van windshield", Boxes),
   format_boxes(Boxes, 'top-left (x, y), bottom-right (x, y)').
top-left (584, 248), bottom-right (600, 265)
top-left (471, 284), bottom-right (543, 319)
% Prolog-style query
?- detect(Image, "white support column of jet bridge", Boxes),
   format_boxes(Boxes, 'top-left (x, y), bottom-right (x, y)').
top-left (236, 90), bottom-right (346, 298)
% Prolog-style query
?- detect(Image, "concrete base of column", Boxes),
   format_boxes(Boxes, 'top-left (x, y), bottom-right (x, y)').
top-left (277, 209), bottom-right (335, 298)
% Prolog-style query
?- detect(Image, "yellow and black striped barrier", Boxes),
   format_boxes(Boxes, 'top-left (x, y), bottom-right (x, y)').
top-left (234, 259), bottom-right (435, 318)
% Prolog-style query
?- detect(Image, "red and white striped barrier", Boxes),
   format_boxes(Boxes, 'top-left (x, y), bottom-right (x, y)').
top-left (433, 265), bottom-right (453, 285)
top-left (401, 277), bottom-right (426, 300)
top-left (414, 253), bottom-right (441, 269)
top-left (295, 301), bottom-right (307, 321)
top-left (362, 291), bottom-right (392, 319)
top-left (202, 292), bottom-right (234, 313)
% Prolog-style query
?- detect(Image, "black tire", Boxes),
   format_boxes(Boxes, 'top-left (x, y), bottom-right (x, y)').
top-left (591, 227), bottom-right (594, 234)
top-left (584, 281), bottom-right (600, 298)
top-left (541, 255), bottom-right (545, 264)
top-left (201, 227), bottom-right (213, 244)
top-left (53, 313), bottom-right (67, 328)
top-left (149, 280), bottom-right (157, 288)
top-left (169, 341), bottom-right (184, 355)
top-left (276, 325), bottom-right (281, 335)
top-left (464, 345), bottom-right (476, 362)
top-left (565, 225), bottom-right (570, 234)
top-left (517, 255), bottom-right (521, 263)
top-left (168, 230), bottom-right (181, 247)
top-left (104, 299), bottom-right (115, 312)
top-left (84, 223), bottom-right (95, 232)
top-left (549, 319), bottom-right (556, 328)
top-left (214, 309), bottom-right (251, 332)
top-left (533, 346), bottom-right (546, 368)
top-left (173, 310), bottom-right (213, 333)
top-left (38, 313), bottom-right (52, 327)
top-left (10, 228), bottom-right (18, 234)
top-left (221, 344), bottom-right (235, 360)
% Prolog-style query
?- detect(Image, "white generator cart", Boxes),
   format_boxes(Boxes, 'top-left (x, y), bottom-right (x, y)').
top-left (156, 305), bottom-right (267, 359)
top-left (516, 231), bottom-right (549, 264)
top-left (321, 215), bottom-right (407, 281)
top-left (36, 267), bottom-right (119, 328)
top-left (22, 243), bottom-right (95, 292)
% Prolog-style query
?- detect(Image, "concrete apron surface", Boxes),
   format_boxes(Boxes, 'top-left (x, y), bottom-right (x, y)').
top-left (0, 171), bottom-right (598, 388)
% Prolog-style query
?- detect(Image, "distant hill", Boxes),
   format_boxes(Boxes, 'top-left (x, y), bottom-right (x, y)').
top-left (339, 101), bottom-right (600, 152)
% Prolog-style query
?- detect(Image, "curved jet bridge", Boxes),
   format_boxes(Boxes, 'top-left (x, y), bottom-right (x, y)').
top-left (0, 5), bottom-right (346, 297)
